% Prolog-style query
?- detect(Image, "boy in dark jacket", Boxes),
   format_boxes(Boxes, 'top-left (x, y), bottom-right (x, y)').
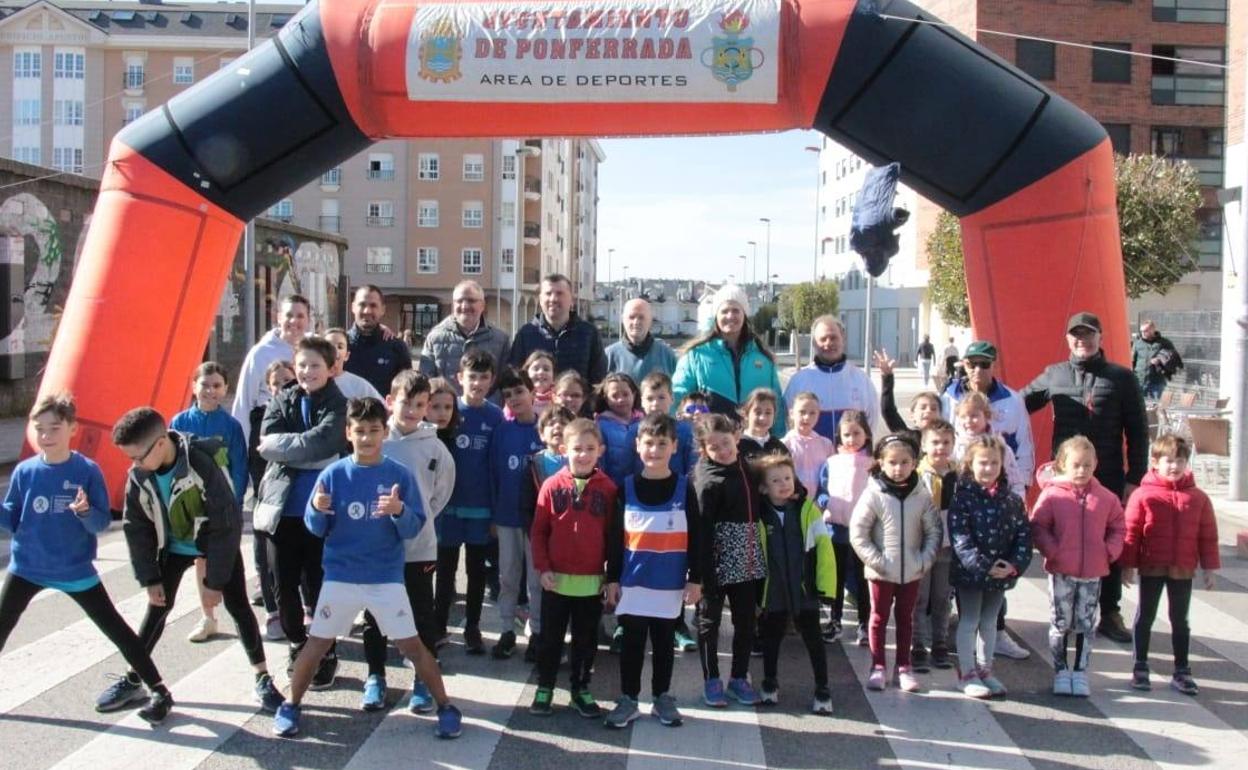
top-left (100, 406), bottom-right (283, 718)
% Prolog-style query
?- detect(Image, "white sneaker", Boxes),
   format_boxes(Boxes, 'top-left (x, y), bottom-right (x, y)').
top-left (1052, 670), bottom-right (1073, 696)
top-left (994, 633), bottom-right (1031, 660)
top-left (187, 615), bottom-right (218, 643)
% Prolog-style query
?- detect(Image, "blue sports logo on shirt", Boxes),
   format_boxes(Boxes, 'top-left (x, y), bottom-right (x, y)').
top-left (32, 496), bottom-right (49, 513)
top-left (348, 502), bottom-right (366, 520)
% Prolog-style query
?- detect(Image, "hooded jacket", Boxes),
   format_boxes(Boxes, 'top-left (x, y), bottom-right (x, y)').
top-left (849, 472), bottom-right (941, 584)
top-left (230, 328), bottom-right (295, 428)
top-left (122, 432), bottom-right (242, 590)
top-left (674, 336), bottom-right (785, 438)
top-left (782, 430), bottom-right (835, 502)
top-left (758, 488), bottom-right (836, 613)
top-left (692, 455), bottom-right (766, 588)
top-left (383, 421), bottom-right (454, 563)
top-left (1029, 462), bottom-right (1125, 578)
top-left (1120, 470), bottom-right (1220, 573)
top-left (947, 475), bottom-right (1032, 591)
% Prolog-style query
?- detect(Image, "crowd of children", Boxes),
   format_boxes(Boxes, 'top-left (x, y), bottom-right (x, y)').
top-left (0, 323), bottom-right (1225, 745)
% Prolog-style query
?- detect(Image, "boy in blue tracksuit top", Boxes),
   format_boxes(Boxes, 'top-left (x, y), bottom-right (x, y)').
top-left (274, 397), bottom-right (461, 739)
top-left (436, 349), bottom-right (503, 653)
top-left (0, 394), bottom-right (172, 725)
top-left (489, 367), bottom-right (545, 659)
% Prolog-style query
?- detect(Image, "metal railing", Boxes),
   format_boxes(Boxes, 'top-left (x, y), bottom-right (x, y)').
top-left (365, 216), bottom-right (395, 227)
top-left (366, 168), bottom-right (396, 180)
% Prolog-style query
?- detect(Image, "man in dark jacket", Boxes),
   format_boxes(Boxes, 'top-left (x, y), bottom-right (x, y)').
top-left (1023, 311), bottom-right (1149, 643)
top-left (346, 285), bottom-right (412, 394)
top-left (509, 273), bottom-right (607, 386)
top-left (1131, 319), bottom-right (1181, 401)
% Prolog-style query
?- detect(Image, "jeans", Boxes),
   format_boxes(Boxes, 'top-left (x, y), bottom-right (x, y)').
top-left (1133, 575), bottom-right (1193, 672)
top-left (956, 587), bottom-right (1006, 675)
top-left (868, 579), bottom-right (920, 669)
top-left (919, 359), bottom-right (933, 386)
top-left (760, 608), bottom-right (827, 690)
top-left (696, 581), bottom-right (757, 681)
top-left (618, 614), bottom-right (678, 698)
top-left (914, 549), bottom-right (952, 648)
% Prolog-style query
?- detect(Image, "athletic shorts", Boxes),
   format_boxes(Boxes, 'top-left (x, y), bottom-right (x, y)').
top-left (309, 581), bottom-right (417, 640)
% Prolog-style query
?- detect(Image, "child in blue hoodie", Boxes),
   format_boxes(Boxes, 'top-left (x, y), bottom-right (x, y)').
top-left (489, 367), bottom-right (545, 659)
top-left (0, 394), bottom-right (172, 724)
top-left (275, 397), bottom-right (461, 739)
top-left (596, 372), bottom-right (643, 487)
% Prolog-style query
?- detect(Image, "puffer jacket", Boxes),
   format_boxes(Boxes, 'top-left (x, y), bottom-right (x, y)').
top-left (948, 475), bottom-right (1032, 591)
top-left (1120, 470), bottom-right (1220, 572)
top-left (673, 336), bottom-right (785, 437)
top-left (1022, 351), bottom-right (1148, 496)
top-left (758, 490), bottom-right (836, 613)
top-left (849, 472), bottom-right (941, 584)
top-left (1029, 462), bottom-right (1125, 578)
top-left (419, 316), bottom-right (512, 391)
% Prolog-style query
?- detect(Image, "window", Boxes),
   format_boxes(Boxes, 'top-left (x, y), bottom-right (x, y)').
top-left (366, 246), bottom-right (394, 274)
top-left (417, 247), bottom-right (439, 273)
top-left (1152, 45), bottom-right (1225, 105)
top-left (1153, 0), bottom-right (1227, 24)
top-left (124, 61), bottom-right (145, 90)
top-left (366, 200), bottom-right (394, 227)
top-left (173, 58), bottom-right (194, 85)
top-left (53, 100), bottom-right (84, 127)
top-left (417, 200), bottom-right (439, 227)
top-left (502, 155), bottom-right (516, 180)
top-left (367, 153), bottom-right (394, 180)
top-left (1103, 123), bottom-right (1131, 154)
top-left (1092, 42), bottom-right (1132, 83)
top-left (502, 201), bottom-right (516, 227)
top-left (319, 198), bottom-right (340, 232)
top-left (418, 153), bottom-right (440, 180)
top-left (12, 146), bottom-right (41, 165)
top-left (461, 248), bottom-right (483, 274)
top-left (53, 52), bottom-right (84, 80)
top-left (1195, 208), bottom-right (1222, 268)
top-left (12, 99), bottom-right (40, 126)
top-left (123, 102), bottom-right (144, 125)
top-left (501, 247), bottom-right (515, 273)
top-left (462, 153), bottom-right (485, 181)
top-left (13, 51), bottom-right (41, 78)
top-left (321, 167), bottom-right (341, 186)
top-left (462, 201), bottom-right (484, 228)
top-left (1015, 39), bottom-right (1055, 81)
top-left (51, 147), bottom-right (84, 174)
top-left (1152, 125), bottom-right (1224, 184)
top-left (268, 199), bottom-right (293, 220)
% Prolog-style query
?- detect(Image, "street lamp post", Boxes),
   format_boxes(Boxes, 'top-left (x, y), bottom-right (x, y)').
top-left (607, 247), bottom-right (615, 338)
top-left (512, 144), bottom-right (541, 336)
top-left (759, 217), bottom-right (771, 301)
top-left (738, 255), bottom-right (747, 288)
top-left (747, 240), bottom-right (758, 286)
top-left (805, 145), bottom-right (821, 282)
top-left (620, 265), bottom-right (629, 336)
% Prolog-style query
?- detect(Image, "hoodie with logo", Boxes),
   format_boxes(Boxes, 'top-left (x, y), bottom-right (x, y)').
top-left (383, 421), bottom-right (454, 563)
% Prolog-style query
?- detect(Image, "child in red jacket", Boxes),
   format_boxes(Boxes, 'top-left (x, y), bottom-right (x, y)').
top-left (1030, 436), bottom-right (1124, 698)
top-left (529, 418), bottom-right (618, 718)
top-left (1121, 434), bottom-right (1220, 696)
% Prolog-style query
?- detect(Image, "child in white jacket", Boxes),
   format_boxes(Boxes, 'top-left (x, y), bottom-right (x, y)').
top-left (952, 392), bottom-right (1025, 497)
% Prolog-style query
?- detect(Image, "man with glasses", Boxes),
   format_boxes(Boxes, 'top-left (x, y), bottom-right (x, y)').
top-left (1024, 312), bottom-right (1149, 644)
top-left (420, 280), bottom-right (512, 394)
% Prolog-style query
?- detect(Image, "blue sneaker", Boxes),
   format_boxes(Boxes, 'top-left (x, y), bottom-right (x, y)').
top-left (435, 703), bottom-right (463, 739)
top-left (254, 673), bottom-right (284, 713)
top-left (703, 678), bottom-right (728, 708)
top-left (408, 681), bottom-right (434, 714)
top-left (362, 674), bottom-right (387, 711)
top-left (727, 677), bottom-right (760, 705)
top-left (273, 702), bottom-right (301, 737)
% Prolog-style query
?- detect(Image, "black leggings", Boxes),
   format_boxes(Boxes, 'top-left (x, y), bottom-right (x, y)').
top-left (760, 608), bottom-right (828, 690)
top-left (832, 542), bottom-right (871, 628)
top-left (1134, 575), bottom-right (1193, 672)
top-left (696, 581), bottom-right (756, 681)
top-left (363, 561), bottom-right (439, 676)
top-left (0, 573), bottom-right (164, 688)
top-left (135, 551), bottom-right (266, 667)
top-left (618, 614), bottom-right (678, 699)
top-left (271, 514), bottom-right (325, 646)
top-left (537, 590), bottom-right (602, 690)
top-left (435, 544), bottom-right (488, 634)
top-left (1101, 562), bottom-right (1124, 616)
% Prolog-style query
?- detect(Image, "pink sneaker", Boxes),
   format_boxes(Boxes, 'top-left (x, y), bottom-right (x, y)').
top-left (866, 665), bottom-right (886, 691)
top-left (896, 666), bottom-right (922, 693)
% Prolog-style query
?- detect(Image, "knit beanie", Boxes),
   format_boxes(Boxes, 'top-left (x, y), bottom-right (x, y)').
top-left (712, 284), bottom-right (751, 317)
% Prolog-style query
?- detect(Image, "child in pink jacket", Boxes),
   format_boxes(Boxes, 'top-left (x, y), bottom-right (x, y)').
top-left (1030, 436), bottom-right (1124, 698)
top-left (815, 410), bottom-right (873, 644)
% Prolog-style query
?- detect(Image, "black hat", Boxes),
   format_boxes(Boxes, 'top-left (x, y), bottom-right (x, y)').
top-left (1066, 312), bottom-right (1102, 334)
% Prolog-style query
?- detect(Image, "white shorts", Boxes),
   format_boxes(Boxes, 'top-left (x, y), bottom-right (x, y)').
top-left (309, 581), bottom-right (417, 640)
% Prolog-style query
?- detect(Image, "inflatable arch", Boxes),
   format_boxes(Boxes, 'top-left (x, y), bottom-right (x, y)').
top-left (36, 0), bottom-right (1127, 502)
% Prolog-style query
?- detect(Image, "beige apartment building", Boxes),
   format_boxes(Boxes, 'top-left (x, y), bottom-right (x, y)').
top-left (0, 0), bottom-right (603, 338)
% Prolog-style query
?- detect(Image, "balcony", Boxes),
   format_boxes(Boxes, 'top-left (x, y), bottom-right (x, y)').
top-left (123, 70), bottom-right (145, 92)
top-left (523, 221), bottom-right (541, 246)
top-left (366, 168), bottom-right (396, 180)
top-left (524, 177), bottom-right (542, 200)
top-left (365, 216), bottom-right (395, 227)
top-left (523, 268), bottom-right (541, 285)
top-left (366, 263), bottom-right (394, 274)
top-left (1152, 74), bottom-right (1224, 106)
top-left (318, 215), bottom-right (341, 232)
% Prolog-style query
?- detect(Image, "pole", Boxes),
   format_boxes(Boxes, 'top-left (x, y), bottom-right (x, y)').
top-left (805, 146), bottom-right (821, 282)
top-left (242, 0), bottom-right (257, 347)
top-left (760, 218), bottom-right (772, 300)
top-left (607, 247), bottom-right (615, 339)
top-left (748, 240), bottom-right (757, 286)
top-left (864, 275), bottom-right (874, 376)
top-left (1231, 19), bottom-right (1248, 501)
top-left (512, 147), bottom-right (523, 336)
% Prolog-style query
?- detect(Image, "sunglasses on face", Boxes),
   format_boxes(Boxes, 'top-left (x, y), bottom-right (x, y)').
top-left (966, 359), bottom-right (993, 370)
top-left (683, 404), bottom-right (710, 415)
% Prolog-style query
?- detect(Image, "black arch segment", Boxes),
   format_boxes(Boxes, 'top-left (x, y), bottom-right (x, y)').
top-left (117, 0), bottom-right (371, 221)
top-left (814, 0), bottom-right (1107, 217)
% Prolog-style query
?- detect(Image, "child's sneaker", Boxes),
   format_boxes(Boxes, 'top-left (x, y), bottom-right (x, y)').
top-left (703, 678), bottom-right (728, 708)
top-left (959, 673), bottom-right (991, 700)
top-left (1130, 666), bottom-right (1152, 691)
top-left (931, 644), bottom-right (954, 669)
top-left (727, 677), bottom-right (760, 705)
top-left (361, 674), bottom-right (386, 711)
top-left (409, 682), bottom-right (434, 713)
top-left (911, 645), bottom-right (931, 673)
top-left (604, 695), bottom-right (640, 729)
top-left (254, 673), bottom-right (284, 712)
top-left (530, 687), bottom-right (554, 715)
top-left (673, 627), bottom-right (698, 652)
top-left (272, 701), bottom-right (300, 737)
top-left (896, 666), bottom-right (922, 693)
top-left (866, 665), bottom-right (886, 691)
top-left (435, 703), bottom-right (463, 739)
top-left (1052, 670), bottom-right (1074, 696)
top-left (994, 633), bottom-right (1031, 660)
top-left (264, 613), bottom-right (285, 641)
top-left (609, 626), bottom-right (624, 655)
top-left (524, 637), bottom-right (540, 664)
top-left (1070, 671), bottom-right (1090, 698)
top-left (571, 688), bottom-right (602, 718)
top-left (1171, 670), bottom-right (1199, 696)
top-left (759, 678), bottom-right (779, 705)
top-left (464, 625), bottom-right (485, 655)
top-left (977, 668), bottom-right (1007, 697)
top-left (96, 674), bottom-right (146, 713)
top-left (811, 687), bottom-right (834, 715)
top-left (137, 688), bottom-right (174, 724)
top-left (310, 652), bottom-right (338, 691)
top-left (186, 615), bottom-right (218, 643)
top-left (493, 630), bottom-right (517, 659)
top-left (652, 693), bottom-right (683, 726)
top-left (821, 620), bottom-right (842, 643)
top-left (856, 625), bottom-right (869, 647)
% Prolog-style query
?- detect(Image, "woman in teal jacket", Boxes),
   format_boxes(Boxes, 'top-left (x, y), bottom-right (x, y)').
top-left (673, 285), bottom-right (785, 438)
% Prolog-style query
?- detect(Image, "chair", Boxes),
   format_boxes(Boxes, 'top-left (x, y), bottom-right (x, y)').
top-left (1179, 391), bottom-right (1198, 408)
top-left (1159, 390), bottom-right (1175, 409)
top-left (1187, 416), bottom-right (1230, 488)
top-left (1216, 397), bottom-right (1229, 410)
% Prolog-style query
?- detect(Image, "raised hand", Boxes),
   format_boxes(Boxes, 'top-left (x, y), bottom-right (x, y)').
top-left (312, 483), bottom-right (333, 513)
top-left (872, 349), bottom-right (896, 376)
top-left (375, 484), bottom-right (404, 517)
top-left (67, 486), bottom-right (90, 515)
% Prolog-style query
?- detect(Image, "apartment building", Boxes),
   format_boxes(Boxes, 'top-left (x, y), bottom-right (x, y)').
top-left (1221, 0), bottom-right (1243, 398)
top-left (0, 1), bottom-right (604, 338)
top-left (819, 0), bottom-right (1228, 361)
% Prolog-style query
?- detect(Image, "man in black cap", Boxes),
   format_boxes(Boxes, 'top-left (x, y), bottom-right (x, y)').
top-left (1023, 311), bottom-right (1149, 643)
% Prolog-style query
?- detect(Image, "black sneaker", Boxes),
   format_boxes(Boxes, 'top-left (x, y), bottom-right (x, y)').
top-left (464, 625), bottom-right (485, 655)
top-left (524, 635), bottom-right (541, 663)
top-left (286, 643), bottom-right (303, 677)
top-left (821, 620), bottom-right (841, 643)
top-left (570, 688), bottom-right (602, 718)
top-left (96, 674), bottom-right (147, 713)
top-left (1171, 670), bottom-right (1199, 696)
top-left (310, 652), bottom-right (338, 691)
top-left (931, 644), bottom-right (954, 670)
top-left (609, 626), bottom-right (624, 655)
top-left (137, 688), bottom-right (174, 724)
top-left (911, 645), bottom-right (931, 673)
top-left (255, 673), bottom-right (285, 712)
top-left (493, 630), bottom-right (517, 659)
